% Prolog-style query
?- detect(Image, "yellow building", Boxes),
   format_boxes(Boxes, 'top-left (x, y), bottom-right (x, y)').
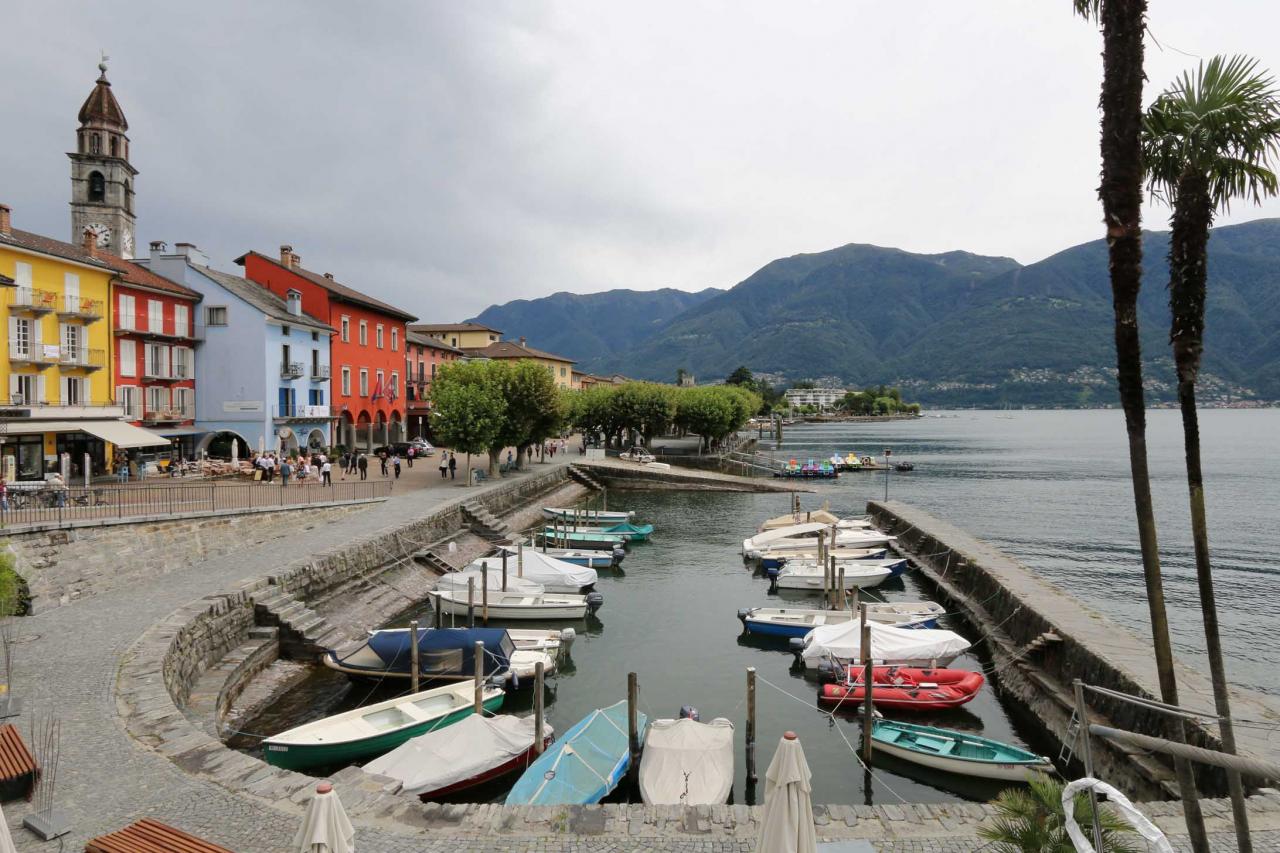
top-left (463, 338), bottom-right (577, 390)
top-left (410, 322), bottom-right (502, 350)
top-left (0, 206), bottom-right (129, 480)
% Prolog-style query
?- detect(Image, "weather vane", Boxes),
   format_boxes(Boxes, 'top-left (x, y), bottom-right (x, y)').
top-left (99, 50), bottom-right (109, 73)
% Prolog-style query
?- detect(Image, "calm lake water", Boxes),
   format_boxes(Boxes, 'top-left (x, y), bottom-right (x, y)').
top-left (240, 408), bottom-right (1278, 806)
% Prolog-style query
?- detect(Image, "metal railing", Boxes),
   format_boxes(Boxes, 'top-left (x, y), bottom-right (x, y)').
top-left (143, 364), bottom-right (172, 380)
top-left (0, 479), bottom-right (393, 530)
top-left (10, 287), bottom-right (57, 313)
top-left (58, 295), bottom-right (104, 319)
top-left (8, 344), bottom-right (57, 364)
top-left (141, 407), bottom-right (194, 423)
top-left (59, 347), bottom-right (107, 368)
top-left (274, 404), bottom-right (331, 419)
top-left (281, 361), bottom-right (305, 378)
top-left (311, 364), bottom-right (331, 380)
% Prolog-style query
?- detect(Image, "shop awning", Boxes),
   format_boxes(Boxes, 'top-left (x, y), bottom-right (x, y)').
top-left (8, 419), bottom-right (173, 448)
top-left (154, 426), bottom-right (208, 437)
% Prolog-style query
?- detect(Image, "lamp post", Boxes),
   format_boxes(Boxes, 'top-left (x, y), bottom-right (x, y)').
top-left (883, 447), bottom-right (891, 501)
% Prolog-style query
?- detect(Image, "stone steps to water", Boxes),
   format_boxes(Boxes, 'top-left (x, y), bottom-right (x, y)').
top-left (183, 630), bottom-right (279, 737)
top-left (461, 500), bottom-right (512, 542)
top-left (568, 464), bottom-right (603, 491)
top-left (252, 588), bottom-right (335, 660)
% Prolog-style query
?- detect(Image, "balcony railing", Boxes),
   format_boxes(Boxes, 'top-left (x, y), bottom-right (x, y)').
top-left (8, 344), bottom-right (58, 365)
top-left (142, 407), bottom-right (193, 424)
top-left (281, 361), bottom-right (305, 378)
top-left (273, 404), bottom-right (331, 420)
top-left (0, 397), bottom-right (125, 418)
top-left (10, 287), bottom-right (57, 314)
top-left (58, 295), bottom-right (104, 320)
top-left (116, 324), bottom-right (199, 341)
top-left (59, 347), bottom-right (107, 370)
top-left (311, 364), bottom-right (331, 381)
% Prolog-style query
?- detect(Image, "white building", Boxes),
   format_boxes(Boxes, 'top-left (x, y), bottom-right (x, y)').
top-left (784, 387), bottom-right (847, 411)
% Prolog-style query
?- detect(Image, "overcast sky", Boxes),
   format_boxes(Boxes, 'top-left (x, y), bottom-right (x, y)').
top-left (4, 2), bottom-right (1279, 320)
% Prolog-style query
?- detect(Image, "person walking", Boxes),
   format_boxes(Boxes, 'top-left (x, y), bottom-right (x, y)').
top-left (379, 450), bottom-right (388, 477)
top-left (506, 449), bottom-right (513, 469)
top-left (279, 458), bottom-right (291, 488)
top-left (448, 451), bottom-right (457, 480)
top-left (321, 458), bottom-right (332, 486)
top-left (357, 452), bottom-right (368, 481)
top-left (406, 446), bottom-right (415, 468)
top-left (339, 451), bottom-right (350, 479)
top-left (439, 452), bottom-right (448, 479)
top-left (392, 453), bottom-right (402, 480)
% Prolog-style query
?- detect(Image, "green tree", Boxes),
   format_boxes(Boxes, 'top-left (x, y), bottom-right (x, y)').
top-left (503, 360), bottom-right (567, 470)
top-left (1143, 54), bottom-right (1280, 845)
top-left (978, 775), bottom-right (1139, 853)
top-left (674, 387), bottom-right (733, 452)
top-left (429, 361), bottom-right (506, 485)
top-left (1074, 1), bottom-right (1208, 846)
top-left (611, 382), bottom-right (677, 446)
top-left (725, 365), bottom-right (754, 387)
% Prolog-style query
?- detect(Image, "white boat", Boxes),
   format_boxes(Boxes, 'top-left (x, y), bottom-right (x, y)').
top-left (504, 543), bottom-right (622, 569)
top-left (468, 550), bottom-right (598, 594)
top-left (759, 510), bottom-right (872, 532)
top-left (796, 619), bottom-right (971, 668)
top-left (543, 507), bottom-right (634, 523)
top-left (435, 571), bottom-right (544, 597)
top-left (780, 557), bottom-right (906, 576)
top-left (742, 523), bottom-right (894, 558)
top-left (320, 627), bottom-right (560, 687)
top-left (738, 602), bottom-right (945, 637)
top-left (869, 720), bottom-right (1053, 782)
top-left (428, 588), bottom-right (600, 621)
top-left (639, 716), bottom-right (735, 805)
top-left (507, 627), bottom-right (576, 655)
top-left (774, 563), bottom-right (891, 591)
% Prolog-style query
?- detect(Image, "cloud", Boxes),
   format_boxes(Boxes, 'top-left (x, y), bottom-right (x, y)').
top-left (2, 1), bottom-right (1278, 320)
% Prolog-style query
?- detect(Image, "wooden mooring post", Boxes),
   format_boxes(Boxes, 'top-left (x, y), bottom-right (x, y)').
top-left (481, 565), bottom-right (489, 625)
top-left (533, 661), bottom-right (546, 755)
top-left (830, 555), bottom-right (839, 610)
top-left (473, 641), bottom-right (485, 713)
top-left (627, 672), bottom-right (640, 789)
top-left (860, 603), bottom-right (873, 764)
top-left (518, 541), bottom-right (525, 577)
top-left (819, 530), bottom-right (828, 605)
top-left (746, 666), bottom-right (758, 786)
top-left (501, 550), bottom-right (508, 591)
top-left (433, 593), bottom-right (442, 629)
top-left (409, 619), bottom-right (420, 693)
top-left (837, 565), bottom-right (846, 610)
top-left (467, 577), bottom-right (476, 628)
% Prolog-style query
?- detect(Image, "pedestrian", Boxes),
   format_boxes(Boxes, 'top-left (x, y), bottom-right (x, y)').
top-left (407, 446), bottom-right (415, 468)
top-left (393, 453), bottom-right (402, 479)
top-left (340, 451), bottom-right (350, 478)
top-left (321, 459), bottom-right (332, 486)
top-left (357, 452), bottom-right (368, 481)
top-left (0, 478), bottom-right (8, 512)
top-left (439, 452), bottom-right (448, 479)
top-left (379, 450), bottom-right (388, 477)
top-left (506, 449), bottom-right (513, 469)
top-left (448, 451), bottom-right (457, 480)
top-left (49, 471), bottom-right (68, 507)
top-left (280, 458), bottom-right (291, 487)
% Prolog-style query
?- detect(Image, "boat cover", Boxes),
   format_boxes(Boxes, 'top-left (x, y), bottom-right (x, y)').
top-left (506, 701), bottom-right (647, 805)
top-left (747, 522), bottom-right (832, 547)
top-left (471, 551), bottom-right (597, 590)
top-left (436, 570), bottom-right (545, 595)
top-left (366, 627), bottom-right (514, 676)
top-left (800, 620), bottom-right (970, 666)
top-left (639, 717), bottom-right (735, 805)
top-left (364, 714), bottom-right (553, 797)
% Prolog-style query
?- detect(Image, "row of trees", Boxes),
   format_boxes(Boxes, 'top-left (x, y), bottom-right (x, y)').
top-left (838, 386), bottom-right (921, 416)
top-left (568, 381), bottom-right (761, 452)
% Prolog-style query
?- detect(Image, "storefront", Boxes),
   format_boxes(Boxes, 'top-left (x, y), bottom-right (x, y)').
top-left (0, 420), bottom-right (172, 482)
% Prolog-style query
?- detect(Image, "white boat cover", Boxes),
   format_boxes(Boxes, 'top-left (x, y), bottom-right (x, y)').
top-left (747, 522), bottom-right (832, 547)
top-left (435, 570), bottom-right (544, 596)
top-left (800, 619), bottom-right (971, 666)
top-left (364, 714), bottom-right (552, 797)
top-left (639, 717), bottom-right (735, 805)
top-left (472, 551), bottom-right (598, 590)
top-left (293, 786), bottom-right (355, 853)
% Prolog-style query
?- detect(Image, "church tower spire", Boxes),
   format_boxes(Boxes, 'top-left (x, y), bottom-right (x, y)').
top-left (69, 55), bottom-right (137, 258)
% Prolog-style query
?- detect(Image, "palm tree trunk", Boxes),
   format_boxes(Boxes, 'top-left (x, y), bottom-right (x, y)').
top-left (1097, 2), bottom-right (1208, 847)
top-left (1169, 173), bottom-right (1252, 850)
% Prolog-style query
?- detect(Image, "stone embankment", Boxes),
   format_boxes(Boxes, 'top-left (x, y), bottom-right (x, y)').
top-left (574, 459), bottom-right (804, 492)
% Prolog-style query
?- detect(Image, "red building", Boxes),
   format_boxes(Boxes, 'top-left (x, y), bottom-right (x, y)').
top-left (404, 331), bottom-right (462, 439)
top-left (236, 245), bottom-right (416, 450)
top-left (101, 251), bottom-right (202, 456)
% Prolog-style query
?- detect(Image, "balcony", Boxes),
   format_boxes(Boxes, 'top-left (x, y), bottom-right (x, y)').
top-left (141, 407), bottom-right (193, 425)
top-left (57, 295), bottom-right (104, 322)
top-left (115, 324), bottom-right (199, 341)
top-left (273, 403), bottom-right (330, 421)
top-left (0, 398), bottom-right (124, 418)
top-left (281, 361), bottom-right (305, 379)
top-left (59, 347), bottom-right (106, 371)
top-left (9, 287), bottom-right (57, 315)
top-left (143, 364), bottom-right (173, 381)
top-left (8, 344), bottom-right (58, 367)
top-left (311, 364), bottom-right (331, 381)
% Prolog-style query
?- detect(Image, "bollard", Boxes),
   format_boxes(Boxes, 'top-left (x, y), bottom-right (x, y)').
top-left (467, 577), bottom-right (476, 628)
top-left (474, 641), bottom-right (485, 713)
top-left (746, 666), bottom-right (758, 785)
top-left (409, 619), bottom-right (420, 693)
top-left (533, 661), bottom-right (546, 755)
top-left (860, 604), bottom-right (873, 764)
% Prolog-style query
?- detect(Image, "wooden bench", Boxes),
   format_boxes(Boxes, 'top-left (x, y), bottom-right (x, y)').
top-left (85, 818), bottom-right (235, 853)
top-left (0, 722), bottom-right (37, 801)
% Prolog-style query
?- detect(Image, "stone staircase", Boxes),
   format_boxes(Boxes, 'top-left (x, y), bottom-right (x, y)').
top-left (412, 548), bottom-right (456, 575)
top-left (1019, 630), bottom-right (1063, 659)
top-left (461, 500), bottom-right (512, 543)
top-left (253, 589), bottom-right (345, 660)
top-left (568, 464), bottom-right (604, 491)
top-left (183, 626), bottom-right (279, 738)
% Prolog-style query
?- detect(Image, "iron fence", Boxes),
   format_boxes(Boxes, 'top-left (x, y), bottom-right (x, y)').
top-left (0, 478), bottom-right (393, 530)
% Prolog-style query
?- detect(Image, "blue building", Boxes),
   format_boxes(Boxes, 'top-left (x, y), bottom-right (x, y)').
top-left (140, 243), bottom-right (334, 456)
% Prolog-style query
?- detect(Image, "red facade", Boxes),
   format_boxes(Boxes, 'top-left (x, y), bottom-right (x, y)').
top-left (237, 248), bottom-right (416, 449)
top-left (404, 334), bottom-right (462, 439)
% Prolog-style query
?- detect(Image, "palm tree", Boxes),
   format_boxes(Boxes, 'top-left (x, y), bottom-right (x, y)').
top-left (1143, 54), bottom-right (1280, 852)
top-left (979, 775), bottom-right (1140, 853)
top-left (1071, 3), bottom-right (1209, 849)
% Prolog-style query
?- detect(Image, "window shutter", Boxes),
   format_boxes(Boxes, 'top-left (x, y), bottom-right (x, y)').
top-left (31, 320), bottom-right (42, 345)
top-left (36, 375), bottom-right (46, 404)
top-left (7, 317), bottom-right (16, 352)
top-left (60, 377), bottom-right (69, 402)
top-left (8, 376), bottom-right (17, 401)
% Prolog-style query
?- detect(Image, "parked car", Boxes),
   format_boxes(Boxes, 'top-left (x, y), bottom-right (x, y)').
top-left (620, 446), bottom-right (656, 464)
top-left (374, 441), bottom-right (434, 458)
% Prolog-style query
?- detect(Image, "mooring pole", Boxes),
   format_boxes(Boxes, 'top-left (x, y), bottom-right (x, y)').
top-left (518, 541), bottom-right (525, 577)
top-left (409, 619), bottom-right (420, 693)
top-left (883, 447), bottom-right (891, 502)
top-left (533, 661), bottom-right (546, 755)
top-left (1073, 679), bottom-right (1105, 852)
top-left (819, 530), bottom-right (828, 605)
top-left (481, 564), bottom-right (489, 625)
top-left (502, 551), bottom-right (509, 592)
top-left (627, 672), bottom-right (640, 787)
top-left (474, 641), bottom-right (485, 713)
top-left (838, 565), bottom-right (846, 610)
top-left (746, 666), bottom-right (758, 787)
top-left (860, 603), bottom-right (874, 764)
top-left (830, 556), bottom-right (839, 610)
top-left (467, 577), bottom-right (476, 628)
top-left (434, 593), bottom-right (442, 629)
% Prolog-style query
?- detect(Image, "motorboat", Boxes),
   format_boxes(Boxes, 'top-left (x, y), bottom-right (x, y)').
top-left (536, 529), bottom-right (627, 550)
top-left (321, 627), bottom-right (558, 687)
top-left (775, 556), bottom-right (908, 578)
top-left (507, 542), bottom-right (624, 568)
top-left (506, 701), bottom-right (646, 805)
top-left (543, 522), bottom-right (654, 542)
top-left (737, 601), bottom-right (945, 638)
top-left (543, 507), bottom-right (634, 523)
top-left (773, 562), bottom-right (891, 591)
top-left (639, 711), bottom-right (734, 805)
top-left (791, 619), bottom-right (971, 669)
top-left (819, 666), bottom-right (984, 711)
top-left (427, 588), bottom-right (603, 621)
top-left (758, 547), bottom-right (887, 570)
top-left (758, 510), bottom-right (872, 532)
top-left (742, 522), bottom-right (894, 558)
top-left (468, 550), bottom-right (598, 594)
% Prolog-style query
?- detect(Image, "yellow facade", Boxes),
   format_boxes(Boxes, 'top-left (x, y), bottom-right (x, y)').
top-left (0, 244), bottom-right (114, 407)
top-left (533, 355), bottom-right (575, 390)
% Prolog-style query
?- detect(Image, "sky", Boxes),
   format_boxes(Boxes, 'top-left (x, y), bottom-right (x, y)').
top-left (3, 2), bottom-right (1279, 321)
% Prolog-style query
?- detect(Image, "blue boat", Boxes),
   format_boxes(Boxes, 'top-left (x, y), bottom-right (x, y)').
top-left (322, 627), bottom-right (515, 683)
top-left (505, 700), bottom-right (647, 805)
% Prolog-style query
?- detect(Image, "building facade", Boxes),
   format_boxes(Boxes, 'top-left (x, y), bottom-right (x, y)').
top-left (141, 244), bottom-right (334, 456)
top-left (404, 331), bottom-right (462, 439)
top-left (410, 322), bottom-right (501, 350)
top-left (69, 61), bottom-right (137, 260)
top-left (783, 387), bottom-right (847, 411)
top-left (463, 338), bottom-right (576, 390)
top-left (237, 246), bottom-right (415, 450)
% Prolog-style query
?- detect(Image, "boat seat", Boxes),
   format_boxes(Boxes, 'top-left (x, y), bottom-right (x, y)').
top-left (85, 818), bottom-right (234, 853)
top-left (362, 706), bottom-right (415, 732)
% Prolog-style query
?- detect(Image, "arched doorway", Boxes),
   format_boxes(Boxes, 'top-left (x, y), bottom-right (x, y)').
top-left (375, 411), bottom-right (388, 447)
top-left (356, 411), bottom-right (373, 452)
top-left (389, 411), bottom-right (404, 443)
top-left (340, 411), bottom-right (355, 451)
top-left (199, 430), bottom-right (250, 460)
top-left (307, 429), bottom-right (325, 451)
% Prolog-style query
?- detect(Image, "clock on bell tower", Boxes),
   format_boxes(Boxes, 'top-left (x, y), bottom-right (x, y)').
top-left (68, 57), bottom-right (137, 259)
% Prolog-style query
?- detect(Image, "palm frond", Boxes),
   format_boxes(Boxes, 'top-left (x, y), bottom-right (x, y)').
top-left (1073, 0), bottom-right (1101, 22)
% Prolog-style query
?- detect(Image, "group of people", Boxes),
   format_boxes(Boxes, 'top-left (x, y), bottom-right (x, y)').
top-left (437, 451), bottom-right (458, 479)
top-left (250, 451), bottom-right (334, 486)
top-left (543, 438), bottom-right (569, 458)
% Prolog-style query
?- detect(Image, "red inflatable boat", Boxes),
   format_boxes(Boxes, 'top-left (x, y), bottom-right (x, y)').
top-left (818, 666), bottom-right (984, 711)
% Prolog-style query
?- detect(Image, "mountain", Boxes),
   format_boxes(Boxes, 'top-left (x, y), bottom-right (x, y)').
top-left (469, 287), bottom-right (723, 366)
top-left (472, 219), bottom-right (1280, 405)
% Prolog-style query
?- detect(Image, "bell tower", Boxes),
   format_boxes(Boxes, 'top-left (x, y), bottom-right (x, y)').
top-left (69, 56), bottom-right (137, 258)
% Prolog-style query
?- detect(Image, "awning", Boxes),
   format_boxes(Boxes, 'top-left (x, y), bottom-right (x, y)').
top-left (154, 426), bottom-right (208, 437)
top-left (6, 419), bottom-right (173, 448)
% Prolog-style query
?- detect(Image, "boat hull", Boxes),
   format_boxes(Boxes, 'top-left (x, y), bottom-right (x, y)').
top-left (869, 721), bottom-right (1051, 781)
top-left (417, 736), bottom-right (555, 800)
top-left (432, 594), bottom-right (588, 621)
top-left (775, 568), bottom-right (890, 591)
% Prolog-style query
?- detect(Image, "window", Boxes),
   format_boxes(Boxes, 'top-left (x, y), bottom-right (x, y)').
top-left (174, 304), bottom-right (189, 337)
top-left (340, 316), bottom-right (350, 342)
top-left (287, 290), bottom-right (301, 316)
top-left (88, 169), bottom-right (104, 197)
top-left (64, 273), bottom-right (80, 313)
top-left (418, 361), bottom-right (425, 382)
top-left (172, 346), bottom-right (191, 379)
top-left (390, 372), bottom-right (399, 398)
top-left (14, 263), bottom-right (32, 288)
top-left (560, 366), bottom-right (567, 377)
top-left (358, 320), bottom-right (368, 346)
top-left (61, 377), bottom-right (87, 406)
top-left (282, 325), bottom-right (291, 337)
top-left (146, 386), bottom-right (169, 416)
top-left (118, 294), bottom-right (136, 330)
top-left (60, 323), bottom-right (82, 362)
top-left (147, 300), bottom-right (163, 333)
top-left (376, 324), bottom-right (384, 349)
top-left (205, 306), bottom-right (227, 326)
top-left (145, 343), bottom-right (170, 378)
top-left (431, 362), bottom-right (437, 379)
top-left (11, 374), bottom-right (39, 405)
top-left (341, 366), bottom-right (352, 396)
top-left (311, 349), bottom-right (320, 375)
top-left (308, 388), bottom-right (325, 406)
top-left (9, 317), bottom-right (34, 358)
top-left (391, 328), bottom-right (399, 351)
top-left (109, 136), bottom-right (117, 158)
top-left (116, 385), bottom-right (141, 420)
top-left (119, 339), bottom-right (136, 377)
top-left (311, 331), bottom-right (318, 342)
top-left (359, 369), bottom-right (369, 396)
top-left (375, 369), bottom-right (385, 396)
top-left (173, 387), bottom-right (194, 418)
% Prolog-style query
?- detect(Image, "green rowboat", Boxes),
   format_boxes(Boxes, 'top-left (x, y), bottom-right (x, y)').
top-left (262, 681), bottom-right (505, 771)
top-left (538, 529), bottom-right (627, 550)
top-left (869, 719), bottom-right (1052, 782)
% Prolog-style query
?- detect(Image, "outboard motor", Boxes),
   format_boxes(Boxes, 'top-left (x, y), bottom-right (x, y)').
top-left (766, 565), bottom-right (780, 593)
top-left (679, 705), bottom-right (700, 721)
top-left (611, 545), bottom-right (627, 565)
top-left (788, 637), bottom-right (807, 669)
top-left (586, 591), bottom-right (605, 614)
top-left (736, 607), bottom-right (752, 625)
